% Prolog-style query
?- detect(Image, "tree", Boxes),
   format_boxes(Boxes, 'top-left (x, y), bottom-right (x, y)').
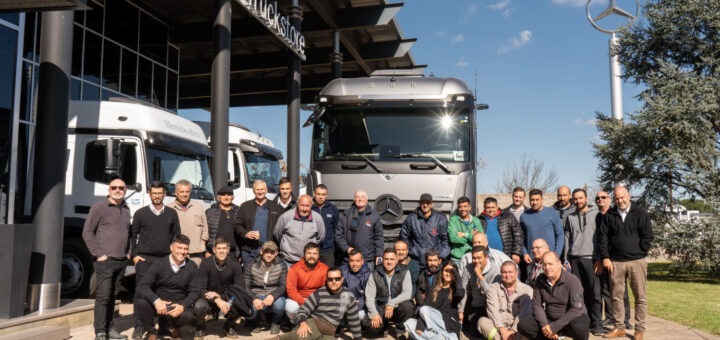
top-left (594, 0), bottom-right (720, 207)
top-left (495, 153), bottom-right (558, 193)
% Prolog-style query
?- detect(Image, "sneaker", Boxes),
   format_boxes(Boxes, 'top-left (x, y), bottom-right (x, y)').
top-left (270, 323), bottom-right (281, 335)
top-left (591, 327), bottom-right (608, 336)
top-left (193, 329), bottom-right (205, 340)
top-left (226, 326), bottom-right (239, 338)
top-left (107, 329), bottom-right (128, 340)
top-left (131, 326), bottom-right (144, 340)
top-left (95, 333), bottom-right (108, 340)
top-left (625, 321), bottom-right (634, 330)
top-left (252, 321), bottom-right (269, 333)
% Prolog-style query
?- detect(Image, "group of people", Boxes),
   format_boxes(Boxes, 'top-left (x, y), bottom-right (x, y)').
top-left (82, 176), bottom-right (653, 340)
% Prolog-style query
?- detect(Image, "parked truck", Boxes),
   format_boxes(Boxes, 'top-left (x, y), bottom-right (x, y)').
top-left (61, 99), bottom-right (214, 297)
top-left (304, 71), bottom-right (482, 241)
top-left (195, 122), bottom-right (284, 204)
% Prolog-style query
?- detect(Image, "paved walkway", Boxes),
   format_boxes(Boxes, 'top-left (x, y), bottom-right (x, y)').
top-left (68, 302), bottom-right (720, 340)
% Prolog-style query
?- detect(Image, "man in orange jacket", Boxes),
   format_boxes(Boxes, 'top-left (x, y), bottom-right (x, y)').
top-left (285, 242), bottom-right (328, 324)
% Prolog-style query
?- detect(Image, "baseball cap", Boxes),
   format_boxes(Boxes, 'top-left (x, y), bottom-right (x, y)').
top-left (261, 241), bottom-right (278, 252)
top-left (217, 186), bottom-right (234, 195)
top-left (419, 193), bottom-right (433, 202)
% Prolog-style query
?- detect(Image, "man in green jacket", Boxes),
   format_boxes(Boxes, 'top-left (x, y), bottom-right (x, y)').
top-left (448, 196), bottom-right (483, 265)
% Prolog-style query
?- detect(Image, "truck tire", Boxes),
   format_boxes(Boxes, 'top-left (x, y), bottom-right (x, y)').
top-left (62, 238), bottom-right (96, 298)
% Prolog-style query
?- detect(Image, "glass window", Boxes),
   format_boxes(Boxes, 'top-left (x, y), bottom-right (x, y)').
top-left (312, 107), bottom-right (473, 162)
top-left (120, 48), bottom-right (136, 96)
top-left (139, 12), bottom-right (167, 64)
top-left (146, 147), bottom-right (213, 200)
top-left (84, 140), bottom-right (137, 184)
top-left (20, 62), bottom-right (34, 121)
top-left (85, 0), bottom-right (104, 34)
top-left (0, 25), bottom-right (18, 112)
top-left (153, 65), bottom-right (165, 107)
top-left (72, 24), bottom-right (83, 78)
top-left (71, 78), bottom-right (81, 100)
top-left (244, 153), bottom-right (282, 194)
top-left (168, 45), bottom-right (178, 71)
top-left (83, 31), bottom-right (102, 84)
top-left (0, 12), bottom-right (19, 26)
top-left (74, 6), bottom-right (85, 25)
top-left (23, 13), bottom-right (37, 62)
top-left (136, 57), bottom-right (152, 101)
top-left (105, 0), bottom-right (138, 50)
top-left (166, 71), bottom-right (177, 110)
top-left (82, 82), bottom-right (100, 101)
top-left (102, 39), bottom-right (120, 91)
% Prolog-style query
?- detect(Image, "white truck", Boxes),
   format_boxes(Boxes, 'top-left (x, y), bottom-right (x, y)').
top-left (195, 122), bottom-right (284, 204)
top-left (62, 99), bottom-right (214, 297)
top-left (305, 71), bottom-right (481, 241)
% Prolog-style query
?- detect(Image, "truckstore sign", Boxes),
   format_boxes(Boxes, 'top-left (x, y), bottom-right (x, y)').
top-left (236, 0), bottom-right (307, 61)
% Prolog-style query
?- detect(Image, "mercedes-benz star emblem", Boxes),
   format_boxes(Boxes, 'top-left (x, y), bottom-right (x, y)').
top-left (374, 194), bottom-right (402, 224)
top-left (587, 0), bottom-right (639, 34)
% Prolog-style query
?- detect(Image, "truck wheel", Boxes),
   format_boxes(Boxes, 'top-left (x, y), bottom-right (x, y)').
top-left (62, 238), bottom-right (96, 298)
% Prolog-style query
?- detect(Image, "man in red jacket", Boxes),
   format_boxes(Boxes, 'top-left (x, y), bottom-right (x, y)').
top-left (285, 242), bottom-right (328, 324)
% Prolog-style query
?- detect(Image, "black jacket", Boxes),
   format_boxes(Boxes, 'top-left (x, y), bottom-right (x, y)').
top-left (479, 211), bottom-right (524, 257)
top-left (205, 203), bottom-right (241, 251)
top-left (336, 205), bottom-right (384, 263)
top-left (598, 204), bottom-right (654, 261)
top-left (236, 199), bottom-right (285, 252)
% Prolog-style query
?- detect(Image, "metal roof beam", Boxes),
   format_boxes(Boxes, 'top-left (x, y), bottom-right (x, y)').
top-left (336, 3), bottom-right (403, 30)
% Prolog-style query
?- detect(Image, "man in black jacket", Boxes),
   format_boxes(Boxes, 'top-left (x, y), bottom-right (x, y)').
top-left (336, 189), bottom-right (384, 269)
top-left (194, 237), bottom-right (246, 338)
top-left (130, 181), bottom-right (181, 339)
top-left (518, 251), bottom-right (589, 340)
top-left (480, 197), bottom-right (524, 264)
top-left (599, 186), bottom-right (653, 340)
top-left (205, 186), bottom-right (241, 257)
top-left (135, 234), bottom-right (202, 340)
top-left (236, 179), bottom-right (284, 269)
top-left (414, 249), bottom-right (443, 305)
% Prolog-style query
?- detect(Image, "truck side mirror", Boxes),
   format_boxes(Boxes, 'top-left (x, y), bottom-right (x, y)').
top-left (132, 183), bottom-right (142, 192)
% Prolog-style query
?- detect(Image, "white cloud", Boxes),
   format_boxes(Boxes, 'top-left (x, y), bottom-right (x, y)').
top-left (552, 0), bottom-right (606, 7)
top-left (497, 30), bottom-right (532, 54)
top-left (435, 30), bottom-right (446, 38)
top-left (451, 34), bottom-right (465, 43)
top-left (456, 60), bottom-right (469, 67)
top-left (490, 0), bottom-right (511, 11)
top-left (574, 118), bottom-right (597, 127)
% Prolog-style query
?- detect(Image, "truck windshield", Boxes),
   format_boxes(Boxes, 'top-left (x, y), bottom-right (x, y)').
top-left (312, 107), bottom-right (473, 162)
top-left (244, 152), bottom-right (283, 193)
top-left (147, 147), bottom-right (214, 200)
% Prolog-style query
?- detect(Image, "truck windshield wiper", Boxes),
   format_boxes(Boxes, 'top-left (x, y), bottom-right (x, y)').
top-left (345, 153), bottom-right (383, 173)
top-left (394, 153), bottom-right (451, 174)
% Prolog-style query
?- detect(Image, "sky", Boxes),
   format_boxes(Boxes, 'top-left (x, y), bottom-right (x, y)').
top-left (180, 0), bottom-right (644, 194)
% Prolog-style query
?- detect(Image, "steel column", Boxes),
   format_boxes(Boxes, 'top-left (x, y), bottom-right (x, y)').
top-left (330, 30), bottom-right (342, 79)
top-left (28, 10), bottom-right (75, 311)
top-left (287, 0), bottom-right (303, 197)
top-left (210, 0), bottom-right (231, 193)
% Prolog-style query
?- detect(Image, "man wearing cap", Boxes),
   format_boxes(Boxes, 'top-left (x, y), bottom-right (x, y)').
top-left (245, 241), bottom-right (287, 335)
top-left (400, 193), bottom-right (450, 267)
top-left (205, 186), bottom-right (240, 259)
top-left (237, 180), bottom-right (284, 268)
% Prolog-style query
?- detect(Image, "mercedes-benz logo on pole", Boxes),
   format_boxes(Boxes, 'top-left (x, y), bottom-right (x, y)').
top-left (375, 194), bottom-right (403, 224)
top-left (587, 0), bottom-right (639, 34)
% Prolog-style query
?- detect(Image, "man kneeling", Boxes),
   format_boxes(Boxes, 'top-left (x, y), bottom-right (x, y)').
top-left (194, 237), bottom-right (246, 338)
top-left (135, 234), bottom-right (202, 340)
top-left (518, 252), bottom-right (589, 340)
top-left (273, 267), bottom-right (362, 340)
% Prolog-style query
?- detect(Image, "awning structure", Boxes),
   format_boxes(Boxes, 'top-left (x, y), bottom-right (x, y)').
top-left (136, 0), bottom-right (424, 108)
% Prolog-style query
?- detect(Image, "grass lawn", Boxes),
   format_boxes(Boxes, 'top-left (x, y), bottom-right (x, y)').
top-left (646, 262), bottom-right (720, 335)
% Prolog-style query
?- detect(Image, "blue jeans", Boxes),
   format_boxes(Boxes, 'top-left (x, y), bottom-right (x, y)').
top-left (253, 295), bottom-right (286, 324)
top-left (241, 248), bottom-right (260, 271)
top-left (404, 306), bottom-right (458, 340)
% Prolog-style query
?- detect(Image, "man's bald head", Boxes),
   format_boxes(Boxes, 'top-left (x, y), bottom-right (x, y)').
top-left (472, 232), bottom-right (488, 247)
top-left (613, 186), bottom-right (631, 210)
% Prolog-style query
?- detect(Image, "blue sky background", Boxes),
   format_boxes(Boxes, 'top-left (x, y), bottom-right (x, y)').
top-left (181, 0), bottom-right (644, 193)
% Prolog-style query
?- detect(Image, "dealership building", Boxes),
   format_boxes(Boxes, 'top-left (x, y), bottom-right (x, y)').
top-left (0, 0), bottom-right (420, 318)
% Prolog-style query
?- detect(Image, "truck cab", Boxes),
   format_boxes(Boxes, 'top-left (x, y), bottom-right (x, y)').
top-left (62, 99), bottom-right (214, 297)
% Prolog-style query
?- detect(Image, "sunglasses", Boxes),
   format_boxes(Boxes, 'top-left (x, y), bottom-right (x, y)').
top-left (327, 277), bottom-right (343, 282)
top-left (595, 196), bottom-right (608, 200)
top-left (110, 186), bottom-right (126, 191)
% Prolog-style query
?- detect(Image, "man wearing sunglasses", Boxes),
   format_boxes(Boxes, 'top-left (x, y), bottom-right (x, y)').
top-left (275, 268), bottom-right (362, 340)
top-left (82, 178), bottom-right (132, 340)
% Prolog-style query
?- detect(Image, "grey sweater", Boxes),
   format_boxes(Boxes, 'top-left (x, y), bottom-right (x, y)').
top-left (563, 205), bottom-right (599, 260)
top-left (273, 209), bottom-right (326, 263)
top-left (297, 287), bottom-right (362, 339)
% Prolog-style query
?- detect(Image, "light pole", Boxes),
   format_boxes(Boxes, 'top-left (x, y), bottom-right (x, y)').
top-left (586, 0), bottom-right (639, 121)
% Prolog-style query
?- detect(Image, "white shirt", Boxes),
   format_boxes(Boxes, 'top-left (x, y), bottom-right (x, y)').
top-left (617, 203), bottom-right (631, 222)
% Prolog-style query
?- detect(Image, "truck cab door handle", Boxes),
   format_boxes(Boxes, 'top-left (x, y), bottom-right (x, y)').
top-left (341, 163), bottom-right (367, 170)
